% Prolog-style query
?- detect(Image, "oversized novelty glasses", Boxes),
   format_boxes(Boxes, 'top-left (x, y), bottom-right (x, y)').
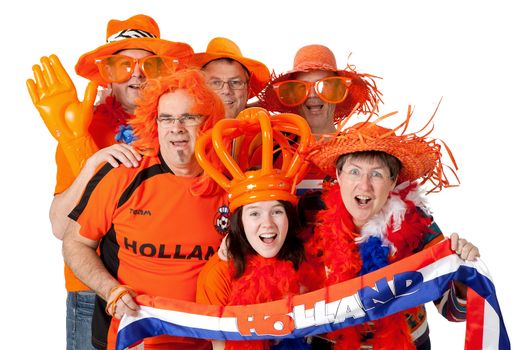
top-left (272, 76), bottom-right (352, 107)
top-left (157, 114), bottom-right (204, 128)
top-left (95, 54), bottom-right (179, 83)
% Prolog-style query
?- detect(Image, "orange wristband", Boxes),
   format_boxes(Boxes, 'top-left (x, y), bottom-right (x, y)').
top-left (105, 285), bottom-right (134, 317)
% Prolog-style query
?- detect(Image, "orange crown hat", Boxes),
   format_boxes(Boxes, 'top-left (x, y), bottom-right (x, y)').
top-left (258, 44), bottom-right (382, 124)
top-left (191, 37), bottom-right (270, 98)
top-left (307, 107), bottom-right (459, 192)
top-left (195, 107), bottom-right (313, 212)
top-left (75, 14), bottom-right (194, 83)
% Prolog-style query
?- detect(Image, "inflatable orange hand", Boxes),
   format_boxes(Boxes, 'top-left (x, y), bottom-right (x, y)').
top-left (26, 54), bottom-right (98, 142)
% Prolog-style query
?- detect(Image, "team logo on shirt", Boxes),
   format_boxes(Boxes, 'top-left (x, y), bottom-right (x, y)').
top-left (214, 205), bottom-right (230, 235)
top-left (129, 208), bottom-right (152, 216)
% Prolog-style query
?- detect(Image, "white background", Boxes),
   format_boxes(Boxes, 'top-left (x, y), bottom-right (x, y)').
top-left (1, 0), bottom-right (523, 348)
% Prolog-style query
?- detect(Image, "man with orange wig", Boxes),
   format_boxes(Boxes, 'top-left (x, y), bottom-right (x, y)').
top-left (62, 69), bottom-right (228, 350)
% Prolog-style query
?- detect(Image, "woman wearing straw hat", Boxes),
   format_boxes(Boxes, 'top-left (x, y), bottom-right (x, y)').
top-left (306, 115), bottom-right (480, 349)
top-left (26, 14), bottom-right (193, 350)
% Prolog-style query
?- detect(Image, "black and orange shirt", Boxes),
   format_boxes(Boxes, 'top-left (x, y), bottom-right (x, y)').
top-left (69, 154), bottom-right (227, 349)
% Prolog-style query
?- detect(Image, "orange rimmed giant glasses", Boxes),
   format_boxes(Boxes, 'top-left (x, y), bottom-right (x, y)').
top-left (95, 54), bottom-right (179, 83)
top-left (272, 76), bottom-right (352, 107)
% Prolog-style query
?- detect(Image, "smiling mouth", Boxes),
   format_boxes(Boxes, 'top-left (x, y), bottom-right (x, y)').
top-left (306, 104), bottom-right (323, 111)
top-left (170, 140), bottom-right (188, 147)
top-left (259, 233), bottom-right (277, 244)
top-left (355, 195), bottom-right (371, 206)
top-left (304, 98), bottom-right (324, 111)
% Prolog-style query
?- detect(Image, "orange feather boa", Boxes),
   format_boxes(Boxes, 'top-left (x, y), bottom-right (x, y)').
top-left (306, 182), bottom-right (432, 349)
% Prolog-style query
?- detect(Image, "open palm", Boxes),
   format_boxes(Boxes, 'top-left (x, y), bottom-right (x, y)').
top-left (27, 54), bottom-right (98, 142)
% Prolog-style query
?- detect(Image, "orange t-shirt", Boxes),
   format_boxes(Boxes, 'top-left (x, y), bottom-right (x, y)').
top-left (196, 254), bottom-right (232, 306)
top-left (55, 105), bottom-right (124, 292)
top-left (69, 154), bottom-right (227, 349)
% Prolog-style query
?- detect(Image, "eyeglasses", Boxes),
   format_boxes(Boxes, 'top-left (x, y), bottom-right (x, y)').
top-left (156, 114), bottom-right (204, 128)
top-left (207, 78), bottom-right (247, 91)
top-left (95, 54), bottom-right (179, 83)
top-left (272, 76), bottom-right (352, 107)
top-left (342, 167), bottom-right (393, 184)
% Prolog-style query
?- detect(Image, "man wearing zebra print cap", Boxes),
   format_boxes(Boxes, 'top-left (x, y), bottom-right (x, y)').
top-left (27, 14), bottom-right (193, 350)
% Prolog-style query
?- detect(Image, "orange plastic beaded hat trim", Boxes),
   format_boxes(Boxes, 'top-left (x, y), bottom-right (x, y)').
top-left (195, 107), bottom-right (313, 211)
top-left (191, 37), bottom-right (270, 98)
top-left (307, 107), bottom-right (459, 192)
top-left (258, 44), bottom-right (382, 124)
top-left (75, 14), bottom-right (193, 83)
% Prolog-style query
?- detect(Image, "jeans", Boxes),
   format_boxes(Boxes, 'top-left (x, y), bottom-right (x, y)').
top-left (66, 291), bottom-right (97, 350)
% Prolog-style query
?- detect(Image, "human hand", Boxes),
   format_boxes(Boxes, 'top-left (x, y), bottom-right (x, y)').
top-left (218, 234), bottom-right (229, 261)
top-left (105, 285), bottom-right (139, 320)
top-left (86, 143), bottom-right (142, 170)
top-left (450, 232), bottom-right (480, 261)
top-left (26, 54), bottom-right (98, 142)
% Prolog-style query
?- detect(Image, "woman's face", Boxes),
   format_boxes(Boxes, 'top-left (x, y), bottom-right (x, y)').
top-left (241, 200), bottom-right (289, 258)
top-left (336, 156), bottom-right (396, 229)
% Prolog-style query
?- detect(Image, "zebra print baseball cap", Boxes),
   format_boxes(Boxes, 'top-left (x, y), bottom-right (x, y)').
top-left (75, 14), bottom-right (193, 83)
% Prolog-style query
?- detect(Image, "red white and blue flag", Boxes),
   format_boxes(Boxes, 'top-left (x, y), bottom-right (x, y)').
top-left (116, 239), bottom-right (510, 349)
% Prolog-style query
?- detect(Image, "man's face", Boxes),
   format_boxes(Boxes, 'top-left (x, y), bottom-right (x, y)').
top-left (110, 49), bottom-right (152, 114)
top-left (295, 70), bottom-right (337, 134)
top-left (203, 60), bottom-right (249, 119)
top-left (157, 89), bottom-right (202, 175)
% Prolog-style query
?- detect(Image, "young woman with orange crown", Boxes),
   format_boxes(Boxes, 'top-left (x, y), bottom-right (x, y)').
top-left (305, 110), bottom-right (480, 349)
top-left (194, 108), bottom-right (317, 350)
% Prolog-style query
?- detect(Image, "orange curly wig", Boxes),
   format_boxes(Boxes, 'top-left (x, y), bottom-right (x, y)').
top-left (130, 69), bottom-right (225, 155)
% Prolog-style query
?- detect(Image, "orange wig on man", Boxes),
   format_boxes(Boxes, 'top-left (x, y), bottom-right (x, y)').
top-left (130, 69), bottom-right (225, 155)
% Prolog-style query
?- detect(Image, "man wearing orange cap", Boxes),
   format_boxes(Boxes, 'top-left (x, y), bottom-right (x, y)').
top-left (192, 37), bottom-right (270, 119)
top-left (27, 14), bottom-right (193, 349)
top-left (63, 69), bottom-right (228, 350)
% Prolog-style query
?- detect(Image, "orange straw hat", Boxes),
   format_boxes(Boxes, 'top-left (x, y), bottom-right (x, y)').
top-left (75, 14), bottom-right (193, 83)
top-left (195, 107), bottom-right (313, 211)
top-left (259, 44), bottom-right (381, 124)
top-left (191, 37), bottom-right (270, 98)
top-left (307, 108), bottom-right (459, 192)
